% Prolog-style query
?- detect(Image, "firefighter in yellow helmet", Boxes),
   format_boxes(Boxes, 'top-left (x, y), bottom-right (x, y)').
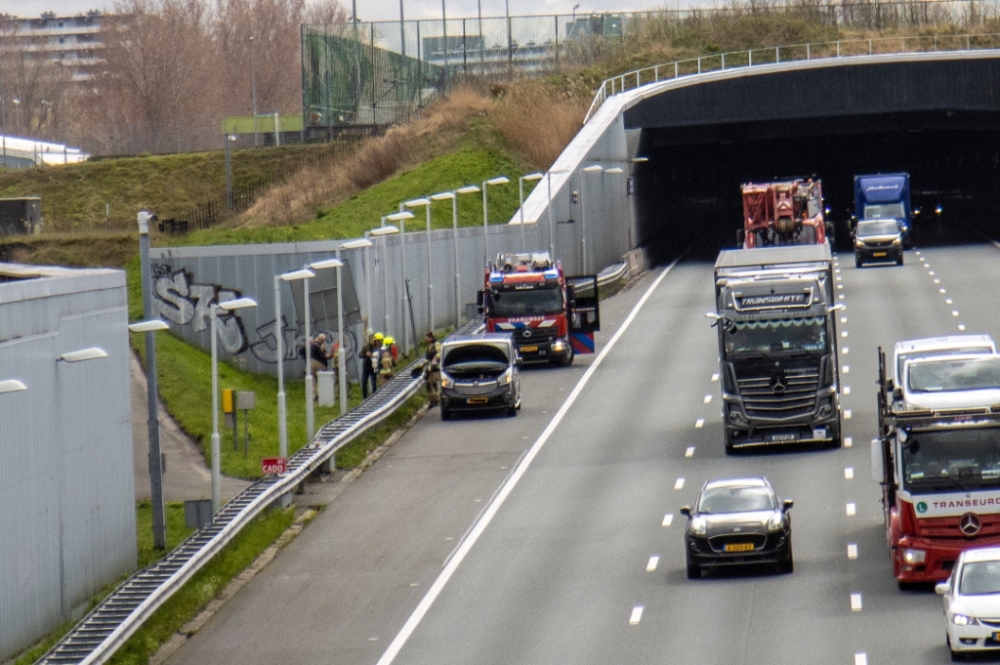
top-left (378, 335), bottom-right (396, 388)
top-left (424, 331), bottom-right (442, 407)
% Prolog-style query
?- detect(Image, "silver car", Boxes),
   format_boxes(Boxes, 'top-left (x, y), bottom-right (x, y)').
top-left (440, 333), bottom-right (521, 420)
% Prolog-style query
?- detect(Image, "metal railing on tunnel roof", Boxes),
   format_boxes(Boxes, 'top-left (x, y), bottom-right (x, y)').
top-left (583, 32), bottom-right (1000, 124)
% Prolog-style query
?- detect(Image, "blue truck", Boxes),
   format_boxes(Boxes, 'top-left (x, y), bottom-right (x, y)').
top-left (853, 173), bottom-right (912, 247)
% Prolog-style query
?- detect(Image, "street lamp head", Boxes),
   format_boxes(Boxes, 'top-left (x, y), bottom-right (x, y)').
top-left (485, 176), bottom-right (510, 187)
top-left (522, 172), bottom-right (544, 182)
top-left (582, 165), bottom-right (604, 173)
top-left (58, 347), bottom-right (109, 363)
top-left (431, 192), bottom-right (456, 201)
top-left (632, 156), bottom-right (649, 163)
top-left (217, 297), bottom-right (257, 312)
top-left (604, 167), bottom-right (624, 174)
top-left (403, 198), bottom-right (431, 208)
top-left (340, 239), bottom-right (374, 249)
top-left (310, 258), bottom-right (344, 271)
top-left (386, 211), bottom-right (414, 222)
top-left (456, 185), bottom-right (481, 194)
top-left (0, 379), bottom-right (27, 394)
top-left (369, 225), bottom-right (400, 236)
top-left (280, 268), bottom-right (316, 282)
top-left (128, 319), bottom-right (170, 333)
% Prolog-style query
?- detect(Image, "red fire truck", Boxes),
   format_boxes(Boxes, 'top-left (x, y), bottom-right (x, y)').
top-left (477, 252), bottom-right (600, 366)
top-left (740, 179), bottom-right (828, 248)
top-left (874, 345), bottom-right (1000, 587)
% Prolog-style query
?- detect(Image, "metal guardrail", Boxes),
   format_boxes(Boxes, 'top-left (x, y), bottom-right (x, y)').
top-left (34, 319), bottom-right (484, 665)
top-left (583, 32), bottom-right (1000, 123)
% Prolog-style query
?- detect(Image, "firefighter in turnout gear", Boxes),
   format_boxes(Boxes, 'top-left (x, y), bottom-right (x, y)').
top-left (378, 336), bottom-right (396, 387)
top-left (424, 331), bottom-right (442, 407)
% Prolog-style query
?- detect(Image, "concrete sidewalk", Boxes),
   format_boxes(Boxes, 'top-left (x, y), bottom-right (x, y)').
top-left (130, 353), bottom-right (251, 503)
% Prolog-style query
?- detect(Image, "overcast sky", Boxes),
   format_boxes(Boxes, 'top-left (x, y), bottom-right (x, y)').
top-left (1, 0), bottom-right (694, 24)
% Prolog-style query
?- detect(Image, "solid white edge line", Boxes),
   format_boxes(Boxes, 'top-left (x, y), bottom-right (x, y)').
top-left (374, 258), bottom-right (682, 665)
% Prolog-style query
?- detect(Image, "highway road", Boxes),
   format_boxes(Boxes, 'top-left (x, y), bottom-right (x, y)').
top-left (164, 238), bottom-right (1000, 665)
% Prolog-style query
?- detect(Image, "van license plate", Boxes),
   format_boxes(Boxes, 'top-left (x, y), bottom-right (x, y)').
top-left (769, 433), bottom-right (797, 442)
top-left (873, 251), bottom-right (886, 257)
top-left (521, 345), bottom-right (538, 353)
top-left (725, 543), bottom-right (755, 552)
top-left (467, 397), bottom-right (488, 404)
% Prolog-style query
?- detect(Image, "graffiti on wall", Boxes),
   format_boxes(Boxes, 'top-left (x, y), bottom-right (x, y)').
top-left (152, 265), bottom-right (250, 354)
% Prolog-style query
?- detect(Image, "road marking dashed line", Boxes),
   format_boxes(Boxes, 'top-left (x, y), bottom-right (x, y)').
top-left (855, 652), bottom-right (868, 665)
top-left (845, 436), bottom-right (852, 448)
top-left (646, 556), bottom-right (659, 572)
top-left (711, 373), bottom-right (719, 382)
top-left (674, 478), bottom-right (685, 490)
top-left (844, 386), bottom-right (851, 395)
top-left (846, 503), bottom-right (856, 516)
top-left (845, 467), bottom-right (854, 480)
top-left (848, 543), bottom-right (858, 559)
top-left (685, 446), bottom-right (695, 458)
top-left (850, 593), bottom-right (863, 611)
top-left (662, 513), bottom-right (673, 527)
top-left (843, 365), bottom-right (850, 374)
top-left (629, 606), bottom-right (643, 625)
top-left (703, 395), bottom-right (712, 404)
top-left (695, 419), bottom-right (704, 429)
top-left (844, 410), bottom-right (852, 419)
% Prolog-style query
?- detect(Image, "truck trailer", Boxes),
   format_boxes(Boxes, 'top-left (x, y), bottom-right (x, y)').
top-left (853, 173), bottom-right (912, 247)
top-left (739, 179), bottom-right (828, 249)
top-left (711, 244), bottom-right (842, 453)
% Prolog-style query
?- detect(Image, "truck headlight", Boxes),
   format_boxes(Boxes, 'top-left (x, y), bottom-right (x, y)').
top-left (552, 339), bottom-right (567, 353)
top-left (689, 517), bottom-right (708, 536)
top-left (902, 548), bottom-right (926, 564)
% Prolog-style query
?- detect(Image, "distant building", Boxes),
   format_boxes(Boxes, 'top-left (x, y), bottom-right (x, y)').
top-left (0, 10), bottom-right (118, 83)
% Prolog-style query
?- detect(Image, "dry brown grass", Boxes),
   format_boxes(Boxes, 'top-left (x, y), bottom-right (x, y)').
top-left (242, 86), bottom-right (493, 228)
top-left (491, 80), bottom-right (590, 169)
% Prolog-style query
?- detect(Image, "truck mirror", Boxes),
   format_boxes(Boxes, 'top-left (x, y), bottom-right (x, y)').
top-left (871, 438), bottom-right (884, 483)
top-left (886, 378), bottom-right (895, 392)
top-left (893, 387), bottom-right (903, 402)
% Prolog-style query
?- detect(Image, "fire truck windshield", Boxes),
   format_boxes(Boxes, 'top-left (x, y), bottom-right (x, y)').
top-left (902, 428), bottom-right (1000, 493)
top-left (490, 286), bottom-right (562, 317)
top-left (723, 317), bottom-right (827, 356)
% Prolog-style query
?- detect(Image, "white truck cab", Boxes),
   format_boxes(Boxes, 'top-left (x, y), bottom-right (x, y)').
top-left (892, 335), bottom-right (996, 391)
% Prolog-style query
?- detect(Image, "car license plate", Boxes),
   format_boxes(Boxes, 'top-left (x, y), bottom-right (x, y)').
top-left (873, 251), bottom-right (887, 257)
top-left (521, 345), bottom-right (538, 353)
top-left (769, 432), bottom-right (797, 442)
top-left (725, 543), bottom-right (755, 552)
top-left (467, 397), bottom-right (488, 404)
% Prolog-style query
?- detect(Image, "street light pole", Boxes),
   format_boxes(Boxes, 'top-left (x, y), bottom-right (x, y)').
top-left (210, 297), bottom-right (257, 513)
top-left (481, 176), bottom-right (510, 268)
top-left (137, 211), bottom-right (166, 549)
top-left (224, 134), bottom-right (235, 211)
top-left (275, 269), bottom-right (314, 462)
top-left (386, 211), bottom-right (413, 352)
top-left (580, 165), bottom-right (603, 274)
top-left (404, 198), bottom-right (433, 335)
top-left (518, 173), bottom-right (543, 253)
top-left (308, 257), bottom-right (345, 422)
top-left (339, 239), bottom-right (373, 413)
top-left (249, 35), bottom-right (258, 148)
top-left (370, 225), bottom-right (400, 336)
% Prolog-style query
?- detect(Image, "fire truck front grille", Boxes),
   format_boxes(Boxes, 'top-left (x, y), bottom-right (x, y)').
top-left (737, 372), bottom-right (818, 419)
top-left (915, 514), bottom-right (1000, 538)
top-left (515, 328), bottom-right (558, 347)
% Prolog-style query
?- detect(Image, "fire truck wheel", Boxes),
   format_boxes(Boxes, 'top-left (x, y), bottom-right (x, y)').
top-left (554, 347), bottom-right (574, 367)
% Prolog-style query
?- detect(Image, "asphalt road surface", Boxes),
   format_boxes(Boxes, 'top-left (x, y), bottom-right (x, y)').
top-left (163, 239), bottom-right (1000, 665)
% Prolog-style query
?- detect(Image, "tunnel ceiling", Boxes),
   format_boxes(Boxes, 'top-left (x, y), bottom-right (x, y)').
top-left (624, 54), bottom-right (1000, 262)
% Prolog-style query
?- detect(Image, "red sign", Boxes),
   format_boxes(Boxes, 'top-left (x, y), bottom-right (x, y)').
top-left (261, 457), bottom-right (287, 475)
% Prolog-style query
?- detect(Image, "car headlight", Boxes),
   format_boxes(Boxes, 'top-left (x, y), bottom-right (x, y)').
top-left (498, 368), bottom-right (513, 385)
top-left (891, 237), bottom-right (901, 245)
top-left (902, 548), bottom-right (926, 564)
top-left (689, 517), bottom-right (708, 536)
top-left (767, 513), bottom-right (784, 532)
top-left (855, 239), bottom-right (865, 248)
top-left (952, 613), bottom-right (975, 626)
top-left (441, 375), bottom-right (453, 389)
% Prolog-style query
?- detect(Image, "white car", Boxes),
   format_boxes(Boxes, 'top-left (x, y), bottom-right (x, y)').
top-left (936, 546), bottom-right (1000, 660)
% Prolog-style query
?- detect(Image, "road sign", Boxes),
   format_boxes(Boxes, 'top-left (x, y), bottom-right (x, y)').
top-left (261, 457), bottom-right (287, 475)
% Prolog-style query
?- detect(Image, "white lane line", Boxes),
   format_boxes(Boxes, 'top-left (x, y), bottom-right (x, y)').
top-left (695, 418), bottom-right (704, 429)
top-left (844, 410), bottom-right (852, 419)
top-left (845, 436), bottom-right (853, 448)
top-left (934, 279), bottom-right (941, 284)
top-left (703, 394), bottom-right (712, 404)
top-left (711, 373), bottom-right (719, 382)
top-left (844, 386), bottom-right (851, 395)
top-left (685, 446), bottom-right (695, 458)
top-left (837, 284), bottom-right (844, 289)
top-left (841, 317), bottom-right (848, 324)
top-left (855, 653), bottom-right (868, 665)
top-left (946, 298), bottom-right (953, 304)
top-left (373, 258), bottom-right (683, 665)
top-left (851, 593), bottom-right (863, 611)
top-left (838, 293), bottom-right (845, 300)
top-left (848, 543), bottom-right (858, 559)
top-left (929, 270), bottom-right (935, 275)
top-left (847, 502), bottom-right (857, 516)
top-left (952, 310), bottom-right (959, 317)
top-left (940, 288), bottom-right (947, 294)
top-left (845, 467), bottom-right (854, 480)
top-left (662, 513), bottom-right (674, 527)
top-left (841, 331), bottom-right (849, 338)
top-left (629, 606), bottom-right (644, 625)
top-left (843, 365), bottom-right (850, 374)
top-left (842, 347), bottom-right (849, 355)
top-left (959, 324), bottom-right (967, 331)
top-left (647, 556), bottom-right (659, 572)
top-left (674, 478), bottom-right (685, 490)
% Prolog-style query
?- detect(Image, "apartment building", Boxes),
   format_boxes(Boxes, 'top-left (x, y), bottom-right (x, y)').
top-left (0, 10), bottom-right (113, 83)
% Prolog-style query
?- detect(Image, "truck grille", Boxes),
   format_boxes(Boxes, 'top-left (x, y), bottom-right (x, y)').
top-left (515, 328), bottom-right (558, 347)
top-left (915, 514), bottom-right (1000, 538)
top-left (737, 372), bottom-right (818, 420)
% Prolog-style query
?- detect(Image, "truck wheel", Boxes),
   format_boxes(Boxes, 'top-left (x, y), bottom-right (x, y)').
top-left (554, 347), bottom-right (574, 367)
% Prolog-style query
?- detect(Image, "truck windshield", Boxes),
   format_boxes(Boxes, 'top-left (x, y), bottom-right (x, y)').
top-left (902, 428), bottom-right (1000, 493)
top-left (863, 203), bottom-right (906, 219)
top-left (490, 287), bottom-right (562, 317)
top-left (724, 317), bottom-right (827, 356)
